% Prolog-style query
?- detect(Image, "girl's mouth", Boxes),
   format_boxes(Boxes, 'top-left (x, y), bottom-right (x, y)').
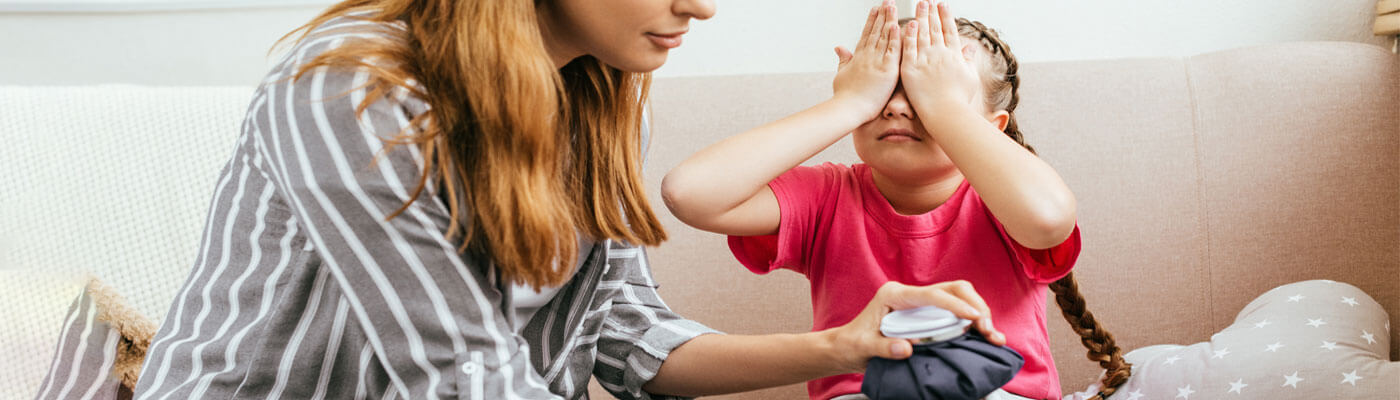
top-left (878, 128), bottom-right (923, 142)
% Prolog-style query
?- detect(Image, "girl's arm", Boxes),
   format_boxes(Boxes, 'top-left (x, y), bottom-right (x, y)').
top-left (643, 281), bottom-right (1006, 396)
top-left (661, 2), bottom-right (902, 237)
top-left (900, 1), bottom-right (1076, 249)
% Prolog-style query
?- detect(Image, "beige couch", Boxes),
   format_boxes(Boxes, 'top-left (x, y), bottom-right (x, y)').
top-left (630, 41), bottom-right (1400, 398)
top-left (2, 42), bottom-right (1395, 399)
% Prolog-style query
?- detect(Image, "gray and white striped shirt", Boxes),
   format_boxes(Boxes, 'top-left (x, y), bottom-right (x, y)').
top-left (133, 16), bottom-right (716, 400)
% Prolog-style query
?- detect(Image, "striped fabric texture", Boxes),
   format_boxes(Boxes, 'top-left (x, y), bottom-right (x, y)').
top-left (34, 287), bottom-right (123, 400)
top-left (132, 16), bottom-right (717, 400)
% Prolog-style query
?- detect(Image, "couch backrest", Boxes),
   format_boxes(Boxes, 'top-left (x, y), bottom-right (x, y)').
top-left (0, 85), bottom-right (253, 321)
top-left (643, 41), bottom-right (1399, 397)
top-left (2, 42), bottom-right (1394, 400)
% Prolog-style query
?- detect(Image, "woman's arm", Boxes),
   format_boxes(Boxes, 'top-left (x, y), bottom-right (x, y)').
top-left (643, 281), bottom-right (1006, 396)
top-left (661, 2), bottom-right (902, 237)
top-left (900, 1), bottom-right (1076, 249)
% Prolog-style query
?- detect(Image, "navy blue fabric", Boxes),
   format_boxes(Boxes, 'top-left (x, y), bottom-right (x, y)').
top-left (861, 331), bottom-right (1024, 400)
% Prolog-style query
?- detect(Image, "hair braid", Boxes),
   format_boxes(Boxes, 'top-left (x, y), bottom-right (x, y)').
top-left (1050, 273), bottom-right (1132, 399)
top-left (957, 18), bottom-right (1132, 398)
top-left (955, 18), bottom-right (1033, 155)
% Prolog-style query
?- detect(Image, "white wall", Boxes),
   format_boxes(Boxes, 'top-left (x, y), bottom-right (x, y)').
top-left (0, 0), bottom-right (1394, 85)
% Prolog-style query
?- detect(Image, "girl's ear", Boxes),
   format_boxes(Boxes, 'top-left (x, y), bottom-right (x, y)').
top-left (990, 110), bottom-right (1010, 132)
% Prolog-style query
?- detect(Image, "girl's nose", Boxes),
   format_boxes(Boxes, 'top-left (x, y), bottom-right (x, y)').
top-left (882, 90), bottom-right (914, 120)
top-left (676, 0), bottom-right (716, 20)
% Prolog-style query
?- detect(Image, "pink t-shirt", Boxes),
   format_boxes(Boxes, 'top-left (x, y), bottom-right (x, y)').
top-left (728, 163), bottom-right (1080, 400)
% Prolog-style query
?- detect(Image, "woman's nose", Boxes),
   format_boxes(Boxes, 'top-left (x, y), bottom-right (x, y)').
top-left (676, 0), bottom-right (716, 20)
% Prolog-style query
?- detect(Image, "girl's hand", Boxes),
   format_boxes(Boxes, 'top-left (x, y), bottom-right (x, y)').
top-left (831, 0), bottom-right (902, 119)
top-left (900, 1), bottom-right (981, 115)
top-left (825, 280), bottom-right (1005, 373)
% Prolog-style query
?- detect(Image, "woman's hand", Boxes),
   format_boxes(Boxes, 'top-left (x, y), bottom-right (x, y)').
top-left (899, 1), bottom-right (981, 115)
top-left (825, 280), bottom-right (1005, 374)
top-left (831, 0), bottom-right (902, 119)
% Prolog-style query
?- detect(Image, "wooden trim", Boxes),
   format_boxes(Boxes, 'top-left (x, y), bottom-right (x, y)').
top-left (1379, 11), bottom-right (1400, 36)
top-left (1380, 0), bottom-right (1400, 15)
top-left (0, 0), bottom-right (331, 13)
top-left (1377, 11), bottom-right (1400, 35)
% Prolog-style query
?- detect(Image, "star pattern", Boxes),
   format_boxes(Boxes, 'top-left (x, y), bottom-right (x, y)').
top-left (1176, 384), bottom-right (1195, 399)
top-left (1341, 370), bottom-right (1362, 386)
top-left (1282, 371), bottom-right (1303, 388)
top-left (1228, 378), bottom-right (1248, 394)
top-left (1111, 286), bottom-right (1385, 399)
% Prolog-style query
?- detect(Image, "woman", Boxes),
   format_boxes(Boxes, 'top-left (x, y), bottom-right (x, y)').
top-left (134, 0), bottom-right (1001, 398)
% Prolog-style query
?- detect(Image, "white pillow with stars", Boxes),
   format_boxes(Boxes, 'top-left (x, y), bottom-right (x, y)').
top-left (1066, 280), bottom-right (1397, 399)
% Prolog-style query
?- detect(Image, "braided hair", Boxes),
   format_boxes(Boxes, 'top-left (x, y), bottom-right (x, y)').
top-left (956, 18), bottom-right (1132, 399)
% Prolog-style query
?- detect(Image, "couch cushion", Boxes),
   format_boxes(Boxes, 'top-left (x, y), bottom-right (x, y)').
top-left (1066, 280), bottom-right (1398, 399)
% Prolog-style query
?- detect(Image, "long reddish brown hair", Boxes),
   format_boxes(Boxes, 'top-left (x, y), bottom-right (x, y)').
top-left (280, 0), bottom-right (666, 289)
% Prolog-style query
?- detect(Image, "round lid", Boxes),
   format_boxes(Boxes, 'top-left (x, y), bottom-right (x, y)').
top-left (880, 306), bottom-right (972, 341)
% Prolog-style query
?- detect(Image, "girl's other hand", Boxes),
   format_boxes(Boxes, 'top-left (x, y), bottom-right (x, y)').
top-left (825, 280), bottom-right (1005, 373)
top-left (900, 1), bottom-right (980, 115)
top-left (832, 0), bottom-right (902, 119)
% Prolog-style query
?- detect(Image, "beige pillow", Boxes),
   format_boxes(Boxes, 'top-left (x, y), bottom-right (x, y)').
top-left (25, 275), bottom-right (157, 400)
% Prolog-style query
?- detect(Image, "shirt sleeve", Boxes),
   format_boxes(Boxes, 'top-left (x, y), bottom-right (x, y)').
top-left (726, 163), bottom-right (842, 276)
top-left (250, 38), bottom-right (557, 399)
top-left (991, 218), bottom-right (1081, 284)
top-left (592, 241), bottom-right (721, 400)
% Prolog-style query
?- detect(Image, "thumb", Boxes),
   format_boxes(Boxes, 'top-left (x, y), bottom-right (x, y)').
top-left (876, 338), bottom-right (913, 360)
top-left (834, 46), bottom-right (854, 65)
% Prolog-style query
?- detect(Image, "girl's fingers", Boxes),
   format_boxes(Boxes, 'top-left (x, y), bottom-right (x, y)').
top-left (856, 6), bottom-right (878, 50)
top-left (903, 20), bottom-right (919, 62)
top-left (871, 3), bottom-right (890, 51)
top-left (885, 22), bottom-right (901, 59)
top-left (834, 46), bottom-right (854, 65)
top-left (939, 2), bottom-right (960, 49)
top-left (924, 1), bottom-right (943, 49)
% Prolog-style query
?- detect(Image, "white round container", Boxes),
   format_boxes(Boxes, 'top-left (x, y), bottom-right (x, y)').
top-left (880, 305), bottom-right (974, 344)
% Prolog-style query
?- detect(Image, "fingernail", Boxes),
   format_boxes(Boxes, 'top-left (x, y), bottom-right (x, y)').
top-left (890, 342), bottom-right (907, 357)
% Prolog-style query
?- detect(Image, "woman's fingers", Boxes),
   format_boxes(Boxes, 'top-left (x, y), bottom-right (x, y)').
top-left (942, 280), bottom-right (992, 319)
top-left (936, 281), bottom-right (1005, 345)
top-left (938, 2), bottom-right (961, 49)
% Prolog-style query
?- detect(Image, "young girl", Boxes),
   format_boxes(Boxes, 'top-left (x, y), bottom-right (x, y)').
top-left (663, 2), bottom-right (1130, 399)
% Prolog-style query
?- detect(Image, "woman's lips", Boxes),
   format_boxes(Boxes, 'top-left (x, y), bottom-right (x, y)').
top-left (647, 32), bottom-right (685, 49)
